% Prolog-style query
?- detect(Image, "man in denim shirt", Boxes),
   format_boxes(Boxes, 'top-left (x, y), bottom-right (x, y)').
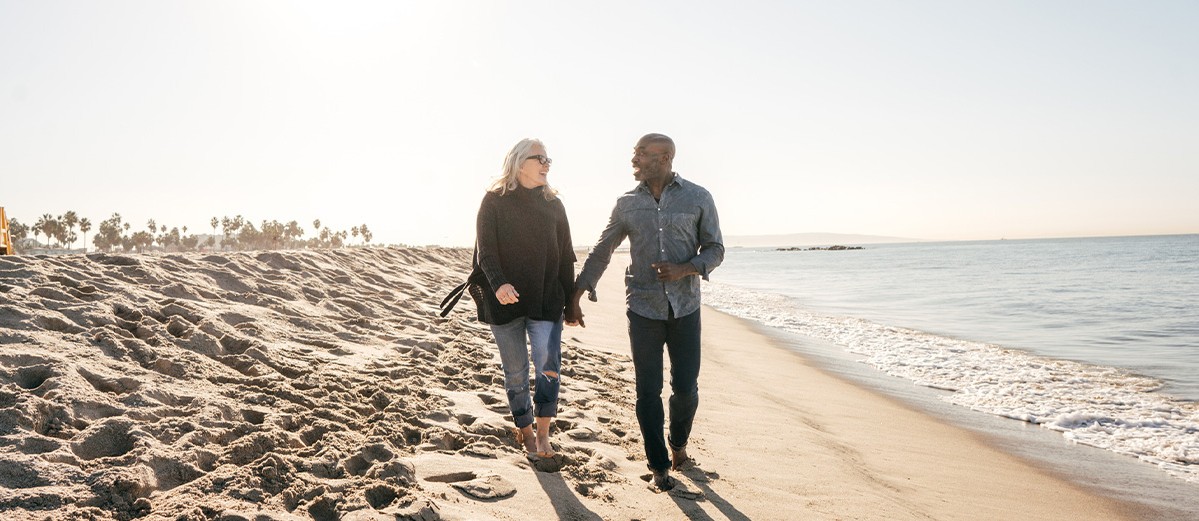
top-left (567, 133), bottom-right (724, 491)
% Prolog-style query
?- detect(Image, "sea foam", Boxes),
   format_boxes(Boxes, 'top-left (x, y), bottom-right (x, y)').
top-left (703, 281), bottom-right (1199, 483)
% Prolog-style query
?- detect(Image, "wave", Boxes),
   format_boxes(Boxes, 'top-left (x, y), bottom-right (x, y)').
top-left (703, 281), bottom-right (1199, 483)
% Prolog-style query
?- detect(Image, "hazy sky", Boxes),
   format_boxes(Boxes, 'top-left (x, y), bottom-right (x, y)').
top-left (3, 0), bottom-right (1196, 247)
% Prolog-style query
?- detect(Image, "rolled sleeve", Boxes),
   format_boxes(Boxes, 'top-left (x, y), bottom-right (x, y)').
top-left (690, 196), bottom-right (724, 280)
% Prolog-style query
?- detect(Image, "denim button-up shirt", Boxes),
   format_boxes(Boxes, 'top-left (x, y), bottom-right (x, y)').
top-left (576, 174), bottom-right (724, 320)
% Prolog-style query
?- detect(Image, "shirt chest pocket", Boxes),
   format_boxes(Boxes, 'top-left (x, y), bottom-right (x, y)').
top-left (667, 212), bottom-right (699, 235)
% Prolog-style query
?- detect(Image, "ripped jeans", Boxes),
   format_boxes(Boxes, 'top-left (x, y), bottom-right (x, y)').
top-left (489, 317), bottom-right (562, 428)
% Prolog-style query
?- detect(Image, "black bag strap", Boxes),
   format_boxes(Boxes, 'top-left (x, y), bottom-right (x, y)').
top-left (439, 280), bottom-right (469, 317)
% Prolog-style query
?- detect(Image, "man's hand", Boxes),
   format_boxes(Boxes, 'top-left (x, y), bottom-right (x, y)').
top-left (495, 284), bottom-right (520, 305)
top-left (565, 289), bottom-right (586, 327)
top-left (651, 262), bottom-right (698, 282)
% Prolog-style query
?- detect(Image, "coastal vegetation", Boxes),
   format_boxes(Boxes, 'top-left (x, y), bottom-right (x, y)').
top-left (4, 212), bottom-right (373, 254)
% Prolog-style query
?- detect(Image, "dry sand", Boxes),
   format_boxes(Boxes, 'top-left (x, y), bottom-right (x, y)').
top-left (0, 248), bottom-right (1141, 520)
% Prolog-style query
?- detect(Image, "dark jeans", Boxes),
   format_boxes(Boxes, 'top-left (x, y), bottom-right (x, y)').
top-left (627, 307), bottom-right (701, 472)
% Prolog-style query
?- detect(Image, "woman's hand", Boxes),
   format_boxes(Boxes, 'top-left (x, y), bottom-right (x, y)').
top-left (564, 295), bottom-right (585, 327)
top-left (495, 284), bottom-right (520, 305)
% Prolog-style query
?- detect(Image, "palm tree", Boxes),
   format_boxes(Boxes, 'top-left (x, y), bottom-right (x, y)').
top-left (62, 211), bottom-right (79, 249)
top-left (285, 221), bottom-right (303, 248)
top-left (79, 217), bottom-right (92, 253)
top-left (51, 216), bottom-right (64, 247)
top-left (8, 219), bottom-right (29, 252)
top-left (313, 218), bottom-right (321, 231)
top-left (351, 226), bottom-right (360, 245)
top-left (36, 214), bottom-right (60, 248)
top-left (131, 231), bottom-right (153, 253)
top-left (220, 216), bottom-right (231, 249)
top-left (360, 224), bottom-right (372, 245)
top-left (33, 215), bottom-right (48, 248)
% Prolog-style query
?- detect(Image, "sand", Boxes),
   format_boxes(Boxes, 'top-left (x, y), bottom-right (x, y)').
top-left (0, 248), bottom-right (1141, 520)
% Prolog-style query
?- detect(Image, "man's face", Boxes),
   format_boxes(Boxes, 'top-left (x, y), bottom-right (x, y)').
top-left (632, 140), bottom-right (670, 182)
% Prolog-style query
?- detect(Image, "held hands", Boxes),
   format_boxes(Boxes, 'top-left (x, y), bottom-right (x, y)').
top-left (651, 262), bottom-right (698, 282)
top-left (564, 289), bottom-right (585, 328)
top-left (563, 265), bottom-right (694, 328)
top-left (495, 284), bottom-right (520, 305)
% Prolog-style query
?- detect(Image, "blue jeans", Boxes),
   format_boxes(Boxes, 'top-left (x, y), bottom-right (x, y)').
top-left (628, 308), bottom-right (701, 472)
top-left (490, 317), bottom-right (563, 428)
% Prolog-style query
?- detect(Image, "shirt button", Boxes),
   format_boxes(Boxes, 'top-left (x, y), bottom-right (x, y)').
top-left (659, 228), bottom-right (663, 231)
top-left (660, 249), bottom-right (665, 252)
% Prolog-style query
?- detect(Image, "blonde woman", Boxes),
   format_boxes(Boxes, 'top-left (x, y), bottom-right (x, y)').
top-left (472, 138), bottom-right (576, 459)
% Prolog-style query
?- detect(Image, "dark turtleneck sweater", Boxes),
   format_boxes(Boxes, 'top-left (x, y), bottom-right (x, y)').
top-left (472, 184), bottom-right (575, 325)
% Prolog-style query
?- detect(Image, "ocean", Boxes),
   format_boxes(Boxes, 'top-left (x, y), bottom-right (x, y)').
top-left (702, 234), bottom-right (1199, 489)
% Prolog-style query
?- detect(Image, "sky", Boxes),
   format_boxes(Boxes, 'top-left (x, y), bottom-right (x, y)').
top-left (2, 0), bottom-right (1197, 247)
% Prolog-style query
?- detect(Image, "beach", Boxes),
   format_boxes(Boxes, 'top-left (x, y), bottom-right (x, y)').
top-left (0, 247), bottom-right (1146, 520)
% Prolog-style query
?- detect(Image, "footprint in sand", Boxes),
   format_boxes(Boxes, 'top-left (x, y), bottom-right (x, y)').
top-left (71, 418), bottom-right (138, 461)
top-left (344, 443), bottom-right (396, 476)
top-left (564, 427), bottom-right (598, 441)
top-left (529, 453), bottom-right (568, 473)
top-left (8, 362), bottom-right (57, 391)
top-left (450, 474), bottom-right (517, 500)
top-left (33, 314), bottom-right (87, 334)
top-left (363, 483), bottom-right (406, 510)
top-left (76, 366), bottom-right (142, 395)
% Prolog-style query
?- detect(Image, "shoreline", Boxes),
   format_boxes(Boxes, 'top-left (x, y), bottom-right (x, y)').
top-left (566, 253), bottom-right (1144, 520)
top-left (740, 317), bottom-right (1199, 520)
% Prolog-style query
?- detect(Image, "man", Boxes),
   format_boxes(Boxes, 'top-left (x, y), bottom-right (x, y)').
top-left (566, 133), bottom-right (724, 491)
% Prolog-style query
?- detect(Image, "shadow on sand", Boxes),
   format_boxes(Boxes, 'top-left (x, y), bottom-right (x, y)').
top-left (535, 470), bottom-right (604, 521)
top-left (670, 467), bottom-right (750, 521)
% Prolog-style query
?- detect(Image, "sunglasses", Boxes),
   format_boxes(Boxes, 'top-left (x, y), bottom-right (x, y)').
top-left (526, 154), bottom-right (552, 166)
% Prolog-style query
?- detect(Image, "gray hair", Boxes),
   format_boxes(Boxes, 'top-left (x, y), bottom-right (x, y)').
top-left (489, 138), bottom-right (558, 200)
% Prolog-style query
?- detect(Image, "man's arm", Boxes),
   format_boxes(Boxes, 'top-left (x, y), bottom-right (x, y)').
top-left (567, 203), bottom-right (626, 327)
top-left (573, 203), bottom-right (626, 301)
top-left (689, 192), bottom-right (724, 279)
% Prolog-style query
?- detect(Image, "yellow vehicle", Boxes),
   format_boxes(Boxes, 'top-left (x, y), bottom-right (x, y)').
top-left (1, 207), bottom-right (12, 255)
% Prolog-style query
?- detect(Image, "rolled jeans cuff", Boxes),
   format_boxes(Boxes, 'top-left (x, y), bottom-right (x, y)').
top-left (512, 410), bottom-right (535, 429)
top-left (534, 401), bottom-right (558, 418)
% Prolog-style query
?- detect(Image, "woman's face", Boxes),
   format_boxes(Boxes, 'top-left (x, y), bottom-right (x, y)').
top-left (517, 144), bottom-right (551, 188)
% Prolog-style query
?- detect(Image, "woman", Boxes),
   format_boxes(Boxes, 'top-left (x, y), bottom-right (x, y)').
top-left (472, 138), bottom-right (575, 459)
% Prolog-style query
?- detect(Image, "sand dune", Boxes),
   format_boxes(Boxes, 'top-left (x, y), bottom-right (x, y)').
top-left (0, 248), bottom-right (643, 520)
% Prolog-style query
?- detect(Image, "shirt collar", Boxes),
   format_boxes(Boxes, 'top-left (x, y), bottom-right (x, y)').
top-left (637, 172), bottom-right (682, 193)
